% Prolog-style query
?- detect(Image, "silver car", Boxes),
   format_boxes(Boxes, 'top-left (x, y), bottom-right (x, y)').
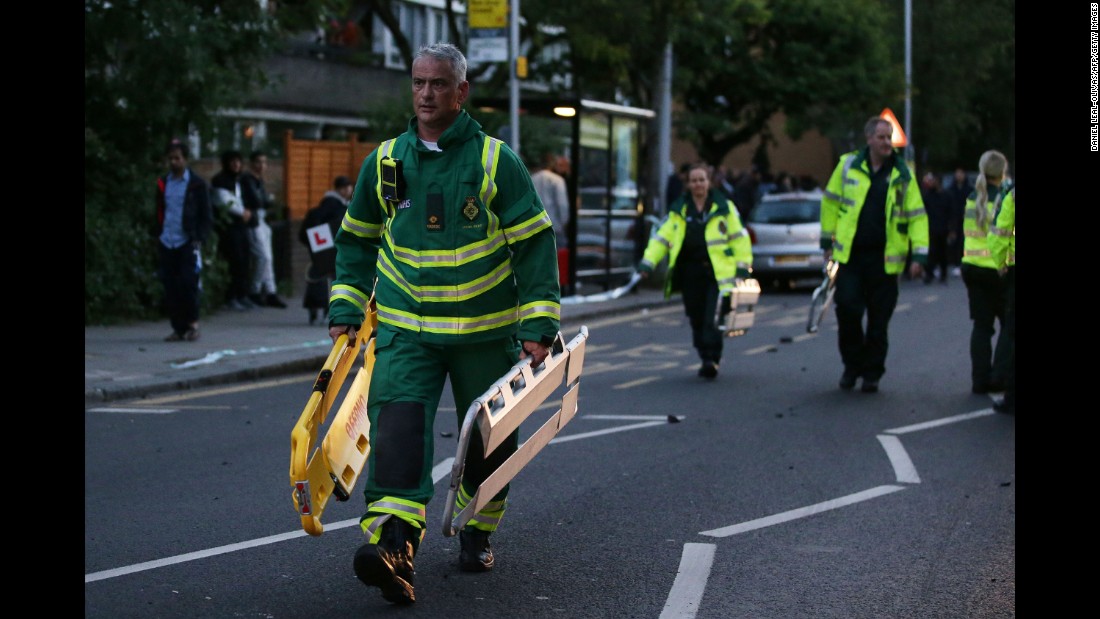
top-left (744, 190), bottom-right (826, 288)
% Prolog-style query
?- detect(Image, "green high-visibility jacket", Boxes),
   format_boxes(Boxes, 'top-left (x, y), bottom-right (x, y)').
top-left (329, 111), bottom-right (560, 345)
top-left (638, 189), bottom-right (753, 299)
top-left (988, 186), bottom-right (1015, 268)
top-left (820, 148), bottom-right (928, 273)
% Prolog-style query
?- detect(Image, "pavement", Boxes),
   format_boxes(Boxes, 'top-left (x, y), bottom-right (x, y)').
top-left (84, 278), bottom-right (675, 405)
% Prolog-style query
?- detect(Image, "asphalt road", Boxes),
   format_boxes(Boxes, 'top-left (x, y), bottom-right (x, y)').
top-left (84, 279), bottom-right (1014, 618)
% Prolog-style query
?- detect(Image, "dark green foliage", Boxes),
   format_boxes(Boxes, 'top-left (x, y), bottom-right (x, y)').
top-left (84, 0), bottom-right (339, 325)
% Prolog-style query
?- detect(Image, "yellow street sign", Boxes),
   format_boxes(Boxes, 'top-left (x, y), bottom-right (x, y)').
top-left (468, 0), bottom-right (508, 29)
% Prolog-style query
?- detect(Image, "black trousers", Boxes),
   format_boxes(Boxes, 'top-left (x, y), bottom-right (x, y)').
top-left (1001, 266), bottom-right (1015, 407)
top-left (833, 250), bottom-right (899, 381)
top-left (159, 242), bottom-right (202, 335)
top-left (679, 264), bottom-right (723, 364)
top-left (222, 224), bottom-right (252, 301)
top-left (961, 263), bottom-right (1011, 389)
top-left (925, 233), bottom-right (950, 281)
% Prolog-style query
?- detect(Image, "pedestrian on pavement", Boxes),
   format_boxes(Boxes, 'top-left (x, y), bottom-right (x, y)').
top-left (210, 150), bottom-right (256, 311)
top-left (327, 42), bottom-right (560, 605)
top-left (530, 149), bottom-right (569, 249)
top-left (241, 151), bottom-right (288, 308)
top-left (920, 171), bottom-right (951, 284)
top-left (820, 116), bottom-right (928, 393)
top-left (987, 185), bottom-right (1015, 414)
top-left (637, 163), bottom-right (753, 379)
top-left (299, 174), bottom-right (353, 324)
top-left (961, 150), bottom-right (1013, 395)
top-left (154, 139), bottom-right (213, 342)
top-left (530, 149), bottom-right (571, 289)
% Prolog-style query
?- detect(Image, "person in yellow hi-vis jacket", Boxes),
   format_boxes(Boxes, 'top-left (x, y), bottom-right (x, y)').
top-left (638, 163), bottom-right (752, 379)
top-left (960, 150), bottom-right (1013, 396)
top-left (327, 43), bottom-right (560, 605)
top-left (820, 116), bottom-right (928, 393)
top-left (987, 185), bottom-right (1014, 414)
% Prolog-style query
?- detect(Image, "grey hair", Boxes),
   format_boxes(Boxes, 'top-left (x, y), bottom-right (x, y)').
top-left (413, 43), bottom-right (467, 83)
top-left (864, 116), bottom-right (891, 139)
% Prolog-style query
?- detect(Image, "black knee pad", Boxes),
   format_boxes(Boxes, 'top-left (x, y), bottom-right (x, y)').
top-left (373, 401), bottom-right (426, 489)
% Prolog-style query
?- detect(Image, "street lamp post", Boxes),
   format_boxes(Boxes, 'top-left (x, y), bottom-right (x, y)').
top-left (904, 0), bottom-right (913, 162)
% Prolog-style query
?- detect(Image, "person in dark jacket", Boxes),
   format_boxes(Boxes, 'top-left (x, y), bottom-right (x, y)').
top-left (945, 167), bottom-right (972, 274)
top-left (211, 150), bottom-right (256, 311)
top-left (919, 171), bottom-right (951, 284)
top-left (298, 175), bottom-right (353, 324)
top-left (154, 139), bottom-right (213, 342)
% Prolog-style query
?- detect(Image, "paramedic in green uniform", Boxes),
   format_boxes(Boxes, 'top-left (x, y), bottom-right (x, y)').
top-left (327, 42), bottom-right (561, 605)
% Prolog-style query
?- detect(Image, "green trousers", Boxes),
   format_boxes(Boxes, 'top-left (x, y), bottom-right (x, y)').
top-left (362, 324), bottom-right (521, 516)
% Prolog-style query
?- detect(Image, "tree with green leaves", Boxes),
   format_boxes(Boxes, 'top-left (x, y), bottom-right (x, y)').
top-left (84, 0), bottom-right (340, 324)
top-left (901, 0), bottom-right (1015, 174)
top-left (511, 0), bottom-right (902, 169)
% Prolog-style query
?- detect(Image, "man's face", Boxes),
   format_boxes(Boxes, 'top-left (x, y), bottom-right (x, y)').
top-left (228, 158), bottom-right (242, 174)
top-left (167, 151), bottom-right (186, 175)
top-left (411, 57), bottom-right (468, 131)
top-left (867, 122), bottom-right (894, 160)
top-left (251, 155), bottom-right (267, 175)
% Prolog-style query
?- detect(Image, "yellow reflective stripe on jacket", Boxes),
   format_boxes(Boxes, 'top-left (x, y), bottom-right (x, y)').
top-left (377, 251), bottom-right (514, 302)
top-left (330, 284), bottom-right (369, 312)
top-left (340, 211), bottom-right (383, 239)
top-left (480, 137), bottom-right (503, 208)
top-left (503, 210), bottom-right (553, 243)
top-left (383, 225), bottom-right (508, 268)
top-left (376, 304), bottom-right (522, 335)
top-left (519, 300), bottom-right (561, 321)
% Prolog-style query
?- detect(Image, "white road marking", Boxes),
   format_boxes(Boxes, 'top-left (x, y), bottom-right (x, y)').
top-left (86, 405), bottom-right (234, 414)
top-left (586, 415), bottom-right (677, 421)
top-left (877, 434), bottom-right (921, 483)
top-left (658, 543), bottom-right (716, 619)
top-left (85, 415), bottom-right (675, 583)
top-left (615, 376), bottom-right (661, 389)
top-left (549, 420), bottom-right (669, 443)
top-left (85, 457), bottom-right (458, 584)
top-left (86, 407), bottom-right (178, 414)
top-left (699, 485), bottom-right (907, 538)
top-left (883, 408), bottom-right (994, 434)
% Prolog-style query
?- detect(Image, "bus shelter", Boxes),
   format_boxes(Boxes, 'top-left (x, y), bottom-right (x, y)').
top-left (472, 97), bottom-right (656, 296)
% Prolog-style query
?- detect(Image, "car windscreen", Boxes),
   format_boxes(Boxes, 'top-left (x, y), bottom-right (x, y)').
top-left (748, 200), bottom-right (820, 224)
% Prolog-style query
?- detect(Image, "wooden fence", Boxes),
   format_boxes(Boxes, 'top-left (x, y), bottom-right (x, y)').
top-left (283, 130), bottom-right (377, 220)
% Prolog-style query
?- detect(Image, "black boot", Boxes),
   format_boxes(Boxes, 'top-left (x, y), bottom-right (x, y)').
top-left (266, 294), bottom-right (288, 309)
top-left (353, 516), bottom-right (418, 604)
top-left (459, 528), bottom-right (495, 572)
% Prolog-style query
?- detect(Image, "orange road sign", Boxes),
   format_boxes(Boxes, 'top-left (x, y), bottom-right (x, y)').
top-left (880, 108), bottom-right (907, 148)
